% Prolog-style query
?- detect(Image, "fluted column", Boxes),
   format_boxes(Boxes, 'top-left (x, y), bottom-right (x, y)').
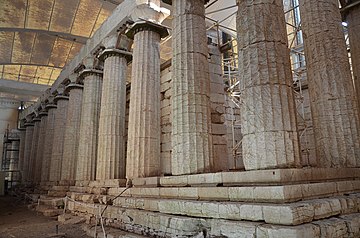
top-left (28, 117), bottom-right (41, 183)
top-left (49, 95), bottom-right (69, 182)
top-left (61, 83), bottom-right (83, 184)
top-left (171, 0), bottom-right (212, 175)
top-left (22, 122), bottom-right (34, 182)
top-left (96, 36), bottom-right (131, 180)
top-left (347, 5), bottom-right (360, 114)
top-left (237, 0), bottom-right (300, 170)
top-left (18, 128), bottom-right (26, 180)
top-left (300, 0), bottom-right (360, 167)
top-left (126, 21), bottom-right (168, 179)
top-left (41, 104), bottom-right (57, 183)
top-left (34, 111), bottom-right (47, 183)
top-left (76, 69), bottom-right (103, 181)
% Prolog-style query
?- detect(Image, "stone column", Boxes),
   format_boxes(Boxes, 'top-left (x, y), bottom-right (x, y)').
top-left (18, 127), bottom-right (26, 180)
top-left (96, 35), bottom-right (131, 180)
top-left (61, 80), bottom-right (83, 184)
top-left (34, 110), bottom-right (47, 183)
top-left (9, 140), bottom-right (20, 182)
top-left (49, 94), bottom-right (69, 182)
top-left (125, 19), bottom-right (168, 178)
top-left (22, 121), bottom-right (34, 182)
top-left (347, 5), bottom-right (360, 113)
top-left (237, 0), bottom-right (300, 170)
top-left (28, 117), bottom-right (41, 183)
top-left (170, 0), bottom-right (212, 175)
top-left (300, 0), bottom-right (360, 167)
top-left (41, 103), bottom-right (57, 183)
top-left (76, 62), bottom-right (103, 181)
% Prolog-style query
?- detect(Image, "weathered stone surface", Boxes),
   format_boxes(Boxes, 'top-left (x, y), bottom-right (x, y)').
top-left (76, 71), bottom-right (102, 181)
top-left (126, 29), bottom-right (161, 178)
top-left (257, 223), bottom-right (320, 238)
top-left (237, 0), bottom-right (300, 170)
top-left (23, 123), bottom-right (34, 182)
top-left (35, 114), bottom-right (47, 183)
top-left (171, 0), bottom-right (212, 175)
top-left (347, 5), bottom-right (360, 117)
top-left (61, 84), bottom-right (83, 183)
top-left (18, 129), bottom-right (26, 179)
top-left (97, 52), bottom-right (127, 180)
top-left (300, 0), bottom-right (360, 167)
top-left (49, 96), bottom-right (69, 182)
top-left (41, 106), bottom-right (56, 182)
top-left (29, 119), bottom-right (40, 183)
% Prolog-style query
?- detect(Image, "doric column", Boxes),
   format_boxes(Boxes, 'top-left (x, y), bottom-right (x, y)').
top-left (28, 116), bottom-right (41, 183)
top-left (236, 0), bottom-right (300, 170)
top-left (61, 76), bottom-right (83, 184)
top-left (22, 120), bottom-right (34, 182)
top-left (18, 125), bottom-right (26, 180)
top-left (41, 102), bottom-right (57, 183)
top-left (34, 109), bottom-right (47, 183)
top-left (299, 0), bottom-right (360, 167)
top-left (49, 91), bottom-right (69, 182)
top-left (96, 35), bottom-right (132, 180)
top-left (9, 140), bottom-right (20, 182)
top-left (76, 58), bottom-right (103, 181)
top-left (170, 0), bottom-right (212, 175)
top-left (347, 5), bottom-right (360, 114)
top-left (125, 4), bottom-right (169, 178)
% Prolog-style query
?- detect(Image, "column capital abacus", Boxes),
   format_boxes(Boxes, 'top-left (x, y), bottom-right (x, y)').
top-left (54, 95), bottom-right (69, 103)
top-left (65, 83), bottom-right (84, 93)
top-left (98, 48), bottom-right (133, 63)
top-left (126, 20), bottom-right (169, 39)
top-left (78, 69), bottom-right (103, 80)
top-left (45, 103), bottom-right (57, 110)
top-left (33, 117), bottom-right (41, 122)
top-left (24, 122), bottom-right (35, 127)
top-left (39, 110), bottom-right (48, 118)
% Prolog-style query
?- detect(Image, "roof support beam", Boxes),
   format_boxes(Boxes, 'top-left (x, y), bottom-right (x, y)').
top-left (0, 28), bottom-right (88, 44)
top-left (0, 78), bottom-right (49, 97)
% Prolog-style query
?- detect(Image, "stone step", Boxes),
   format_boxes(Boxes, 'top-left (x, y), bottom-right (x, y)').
top-left (106, 179), bottom-right (360, 203)
top-left (38, 197), bottom-right (65, 207)
top-left (66, 191), bottom-right (360, 226)
top-left (66, 200), bottom-right (360, 238)
top-left (36, 204), bottom-right (64, 217)
top-left (133, 168), bottom-right (360, 187)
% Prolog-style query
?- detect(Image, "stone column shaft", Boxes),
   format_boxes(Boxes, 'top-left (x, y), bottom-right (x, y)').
top-left (22, 124), bottom-right (34, 182)
top-left (76, 72), bottom-right (102, 181)
top-left (41, 105), bottom-right (56, 183)
top-left (126, 26), bottom-right (163, 179)
top-left (97, 52), bottom-right (128, 180)
top-left (237, 0), bottom-right (300, 170)
top-left (18, 129), bottom-right (26, 178)
top-left (49, 97), bottom-right (69, 182)
top-left (61, 85), bottom-right (83, 183)
top-left (348, 5), bottom-right (360, 113)
top-left (28, 119), bottom-right (41, 183)
top-left (34, 113), bottom-right (47, 183)
top-left (300, 0), bottom-right (360, 167)
top-left (171, 0), bottom-right (212, 175)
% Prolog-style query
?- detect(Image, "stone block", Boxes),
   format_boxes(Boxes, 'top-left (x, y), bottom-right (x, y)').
top-left (132, 177), bottom-right (160, 187)
top-left (212, 123), bottom-right (227, 135)
top-left (257, 224), bottom-right (320, 238)
top-left (209, 219), bottom-right (257, 238)
top-left (313, 218), bottom-right (348, 238)
top-left (188, 173), bottom-right (222, 186)
top-left (198, 187), bottom-right (228, 201)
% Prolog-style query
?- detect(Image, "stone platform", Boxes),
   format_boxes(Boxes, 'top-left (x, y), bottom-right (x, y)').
top-left (33, 169), bottom-right (360, 237)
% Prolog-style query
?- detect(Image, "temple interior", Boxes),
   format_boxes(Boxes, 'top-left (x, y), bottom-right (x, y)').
top-left (0, 0), bottom-right (359, 237)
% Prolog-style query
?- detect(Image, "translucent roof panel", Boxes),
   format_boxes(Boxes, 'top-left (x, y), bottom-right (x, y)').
top-left (0, 0), bottom-right (122, 86)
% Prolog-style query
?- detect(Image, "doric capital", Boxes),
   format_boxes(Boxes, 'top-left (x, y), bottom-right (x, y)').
top-left (54, 95), bottom-right (69, 103)
top-left (131, 1), bottom-right (170, 24)
top-left (39, 110), bottom-right (48, 118)
top-left (126, 20), bottom-right (169, 39)
top-left (98, 48), bottom-right (133, 62)
top-left (78, 69), bottom-right (103, 81)
top-left (65, 83), bottom-right (84, 92)
top-left (82, 56), bottom-right (103, 70)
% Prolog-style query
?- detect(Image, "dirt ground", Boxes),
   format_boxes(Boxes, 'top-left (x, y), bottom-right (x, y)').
top-left (0, 196), bottom-right (91, 238)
